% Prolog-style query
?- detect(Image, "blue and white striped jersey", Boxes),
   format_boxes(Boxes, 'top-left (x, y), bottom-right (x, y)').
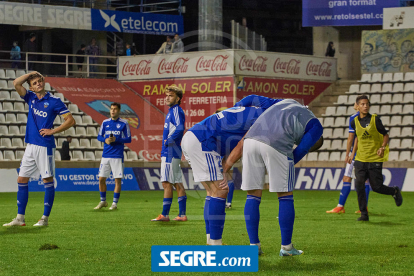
top-left (162, 104), bottom-right (185, 159)
top-left (98, 118), bottom-right (131, 159)
top-left (22, 90), bottom-right (69, 148)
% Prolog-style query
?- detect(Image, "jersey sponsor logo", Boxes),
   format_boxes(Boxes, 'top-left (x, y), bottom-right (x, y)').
top-left (33, 108), bottom-right (48, 117)
top-left (106, 130), bottom-right (121, 135)
top-left (361, 130), bottom-right (371, 139)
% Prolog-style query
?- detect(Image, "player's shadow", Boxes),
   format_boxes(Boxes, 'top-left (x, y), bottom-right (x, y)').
top-left (368, 221), bottom-right (404, 226)
top-left (0, 227), bottom-right (47, 236)
top-left (368, 212), bottom-right (390, 217)
top-left (260, 257), bottom-right (337, 272)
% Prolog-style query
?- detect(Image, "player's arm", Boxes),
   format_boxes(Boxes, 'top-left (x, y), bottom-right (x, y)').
top-left (234, 95), bottom-right (282, 109)
top-left (375, 116), bottom-right (389, 157)
top-left (40, 113), bottom-right (76, 137)
top-left (293, 118), bottom-right (323, 164)
top-left (13, 71), bottom-right (41, 97)
top-left (116, 123), bottom-right (132, 144)
top-left (165, 109), bottom-right (185, 146)
top-left (349, 137), bottom-right (358, 164)
top-left (219, 135), bottom-right (246, 188)
top-left (345, 132), bottom-right (355, 163)
top-left (97, 122), bottom-right (113, 145)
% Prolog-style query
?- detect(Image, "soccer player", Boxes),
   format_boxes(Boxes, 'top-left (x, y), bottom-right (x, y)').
top-left (94, 102), bottom-right (131, 210)
top-left (326, 103), bottom-right (371, 214)
top-left (3, 71), bottom-right (76, 227)
top-left (349, 95), bottom-right (402, 221)
top-left (182, 95), bottom-right (282, 245)
top-left (151, 85), bottom-right (187, 222)
top-left (222, 99), bottom-right (323, 256)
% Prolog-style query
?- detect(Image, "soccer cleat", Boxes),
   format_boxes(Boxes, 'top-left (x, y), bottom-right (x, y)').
top-left (357, 215), bottom-right (369, 221)
top-left (151, 214), bottom-right (170, 222)
top-left (3, 218), bottom-right (26, 227)
top-left (279, 246), bottom-right (303, 257)
top-left (94, 201), bottom-right (108, 210)
top-left (393, 186), bottom-right (403, 207)
top-left (355, 208), bottom-right (369, 214)
top-left (109, 203), bottom-right (117, 210)
top-left (33, 218), bottom-right (48, 226)
top-left (225, 203), bottom-right (232, 209)
top-left (173, 215), bottom-right (187, 221)
top-left (326, 206), bottom-right (345, 214)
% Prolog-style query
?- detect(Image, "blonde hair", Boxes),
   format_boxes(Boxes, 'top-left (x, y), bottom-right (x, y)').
top-left (166, 84), bottom-right (183, 105)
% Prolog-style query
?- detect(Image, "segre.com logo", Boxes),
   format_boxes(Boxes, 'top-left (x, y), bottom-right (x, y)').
top-left (151, 246), bottom-right (258, 272)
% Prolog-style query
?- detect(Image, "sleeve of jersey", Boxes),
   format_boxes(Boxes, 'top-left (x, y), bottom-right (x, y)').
top-left (293, 118), bottom-right (323, 164)
top-left (166, 108), bottom-right (185, 146)
top-left (21, 90), bottom-right (31, 104)
top-left (97, 122), bottom-right (106, 142)
top-left (349, 116), bottom-right (355, 133)
top-left (54, 99), bottom-right (70, 116)
top-left (234, 95), bottom-right (282, 109)
top-left (117, 122), bottom-right (132, 143)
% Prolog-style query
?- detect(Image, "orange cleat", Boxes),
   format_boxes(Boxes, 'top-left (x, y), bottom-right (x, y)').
top-left (151, 214), bottom-right (170, 222)
top-left (326, 206), bottom-right (345, 214)
top-left (355, 208), bottom-right (368, 214)
top-left (173, 215), bottom-right (188, 221)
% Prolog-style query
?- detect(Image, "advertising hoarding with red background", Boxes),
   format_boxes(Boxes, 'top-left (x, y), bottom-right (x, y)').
top-left (47, 77), bottom-right (165, 161)
top-left (124, 76), bottom-right (235, 129)
top-left (236, 77), bottom-right (332, 105)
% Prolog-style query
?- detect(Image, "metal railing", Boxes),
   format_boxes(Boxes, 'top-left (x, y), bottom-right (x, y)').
top-left (0, 50), bottom-right (118, 78)
top-left (231, 20), bottom-right (267, 51)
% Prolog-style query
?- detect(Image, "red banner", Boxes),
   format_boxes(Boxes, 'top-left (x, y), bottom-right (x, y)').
top-left (236, 77), bottom-right (332, 105)
top-left (124, 77), bottom-right (235, 129)
top-left (47, 77), bottom-right (165, 161)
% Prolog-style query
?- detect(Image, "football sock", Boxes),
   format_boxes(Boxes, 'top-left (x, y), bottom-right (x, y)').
top-left (338, 182), bottom-right (351, 207)
top-left (365, 183), bottom-right (370, 203)
top-left (227, 180), bottom-right (234, 204)
top-left (43, 182), bottom-right (55, 217)
top-left (178, 195), bottom-right (187, 216)
top-left (162, 198), bottom-right (172, 216)
top-left (209, 197), bottom-right (226, 240)
top-left (113, 193), bottom-right (120, 204)
top-left (100, 191), bottom-right (106, 202)
top-left (279, 195), bottom-right (295, 246)
top-left (244, 195), bottom-right (261, 244)
top-left (204, 196), bottom-right (211, 235)
top-left (17, 183), bottom-right (29, 215)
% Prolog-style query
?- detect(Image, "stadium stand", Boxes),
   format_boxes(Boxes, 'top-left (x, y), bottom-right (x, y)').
top-left (0, 68), bottom-right (141, 161)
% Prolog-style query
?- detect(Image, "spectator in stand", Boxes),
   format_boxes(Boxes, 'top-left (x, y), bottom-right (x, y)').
top-left (126, 43), bottom-right (131, 56)
top-left (10, 41), bottom-right (21, 69)
top-left (76, 44), bottom-right (86, 74)
top-left (61, 136), bottom-right (72, 161)
top-left (156, 36), bottom-right (174, 54)
top-left (325, 42), bottom-right (335, 57)
top-left (131, 42), bottom-right (139, 56)
top-left (116, 39), bottom-right (124, 56)
top-left (24, 33), bottom-right (37, 70)
top-left (85, 38), bottom-right (101, 76)
top-left (172, 34), bottom-right (184, 53)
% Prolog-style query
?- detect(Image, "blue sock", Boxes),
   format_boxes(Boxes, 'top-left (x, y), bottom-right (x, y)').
top-left (279, 195), bottom-right (295, 246)
top-left (17, 183), bottom-right (29, 215)
top-left (365, 183), bottom-right (370, 203)
top-left (100, 191), bottom-right (106, 201)
top-left (227, 180), bottom-right (234, 204)
top-left (113, 192), bottom-right (120, 203)
top-left (178, 195), bottom-right (187, 216)
top-left (43, 182), bottom-right (55, 217)
top-left (204, 196), bottom-right (211, 234)
top-left (338, 182), bottom-right (351, 206)
top-left (209, 197), bottom-right (226, 240)
top-left (244, 195), bottom-right (261, 244)
top-left (162, 198), bottom-right (172, 216)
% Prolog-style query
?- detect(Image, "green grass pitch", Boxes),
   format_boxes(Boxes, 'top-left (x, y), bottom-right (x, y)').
top-left (0, 190), bottom-right (413, 276)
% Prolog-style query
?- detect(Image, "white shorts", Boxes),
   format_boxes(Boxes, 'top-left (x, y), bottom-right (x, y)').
top-left (19, 143), bottom-right (55, 179)
top-left (241, 139), bottom-right (295, 193)
top-left (160, 157), bottom-right (183, 184)
top-left (344, 160), bottom-right (355, 178)
top-left (98, 158), bottom-right (124, 178)
top-left (182, 131), bottom-right (223, 182)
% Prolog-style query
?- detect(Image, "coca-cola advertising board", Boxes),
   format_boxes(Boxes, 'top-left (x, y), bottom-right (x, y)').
top-left (46, 77), bottom-right (165, 161)
top-left (234, 50), bottom-right (337, 81)
top-left (118, 50), bottom-right (234, 81)
top-left (124, 77), bottom-right (235, 129)
top-left (236, 77), bottom-right (332, 105)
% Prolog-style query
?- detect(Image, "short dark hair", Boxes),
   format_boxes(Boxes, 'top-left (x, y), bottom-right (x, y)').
top-left (356, 94), bottom-right (370, 104)
top-left (67, 136), bottom-right (72, 139)
top-left (29, 33), bottom-right (36, 39)
top-left (111, 102), bottom-right (121, 110)
top-left (27, 73), bottom-right (43, 86)
top-left (80, 44), bottom-right (86, 48)
top-left (166, 85), bottom-right (183, 105)
top-left (309, 136), bottom-right (324, 153)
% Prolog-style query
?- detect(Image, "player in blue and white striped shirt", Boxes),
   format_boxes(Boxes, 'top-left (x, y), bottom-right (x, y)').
top-left (95, 102), bottom-right (131, 210)
top-left (3, 71), bottom-right (76, 227)
top-left (152, 85), bottom-right (186, 222)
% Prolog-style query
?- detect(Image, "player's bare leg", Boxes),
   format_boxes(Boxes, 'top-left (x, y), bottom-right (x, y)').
top-left (173, 183), bottom-right (187, 221)
top-left (109, 178), bottom-right (122, 210)
top-left (94, 177), bottom-right (108, 209)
